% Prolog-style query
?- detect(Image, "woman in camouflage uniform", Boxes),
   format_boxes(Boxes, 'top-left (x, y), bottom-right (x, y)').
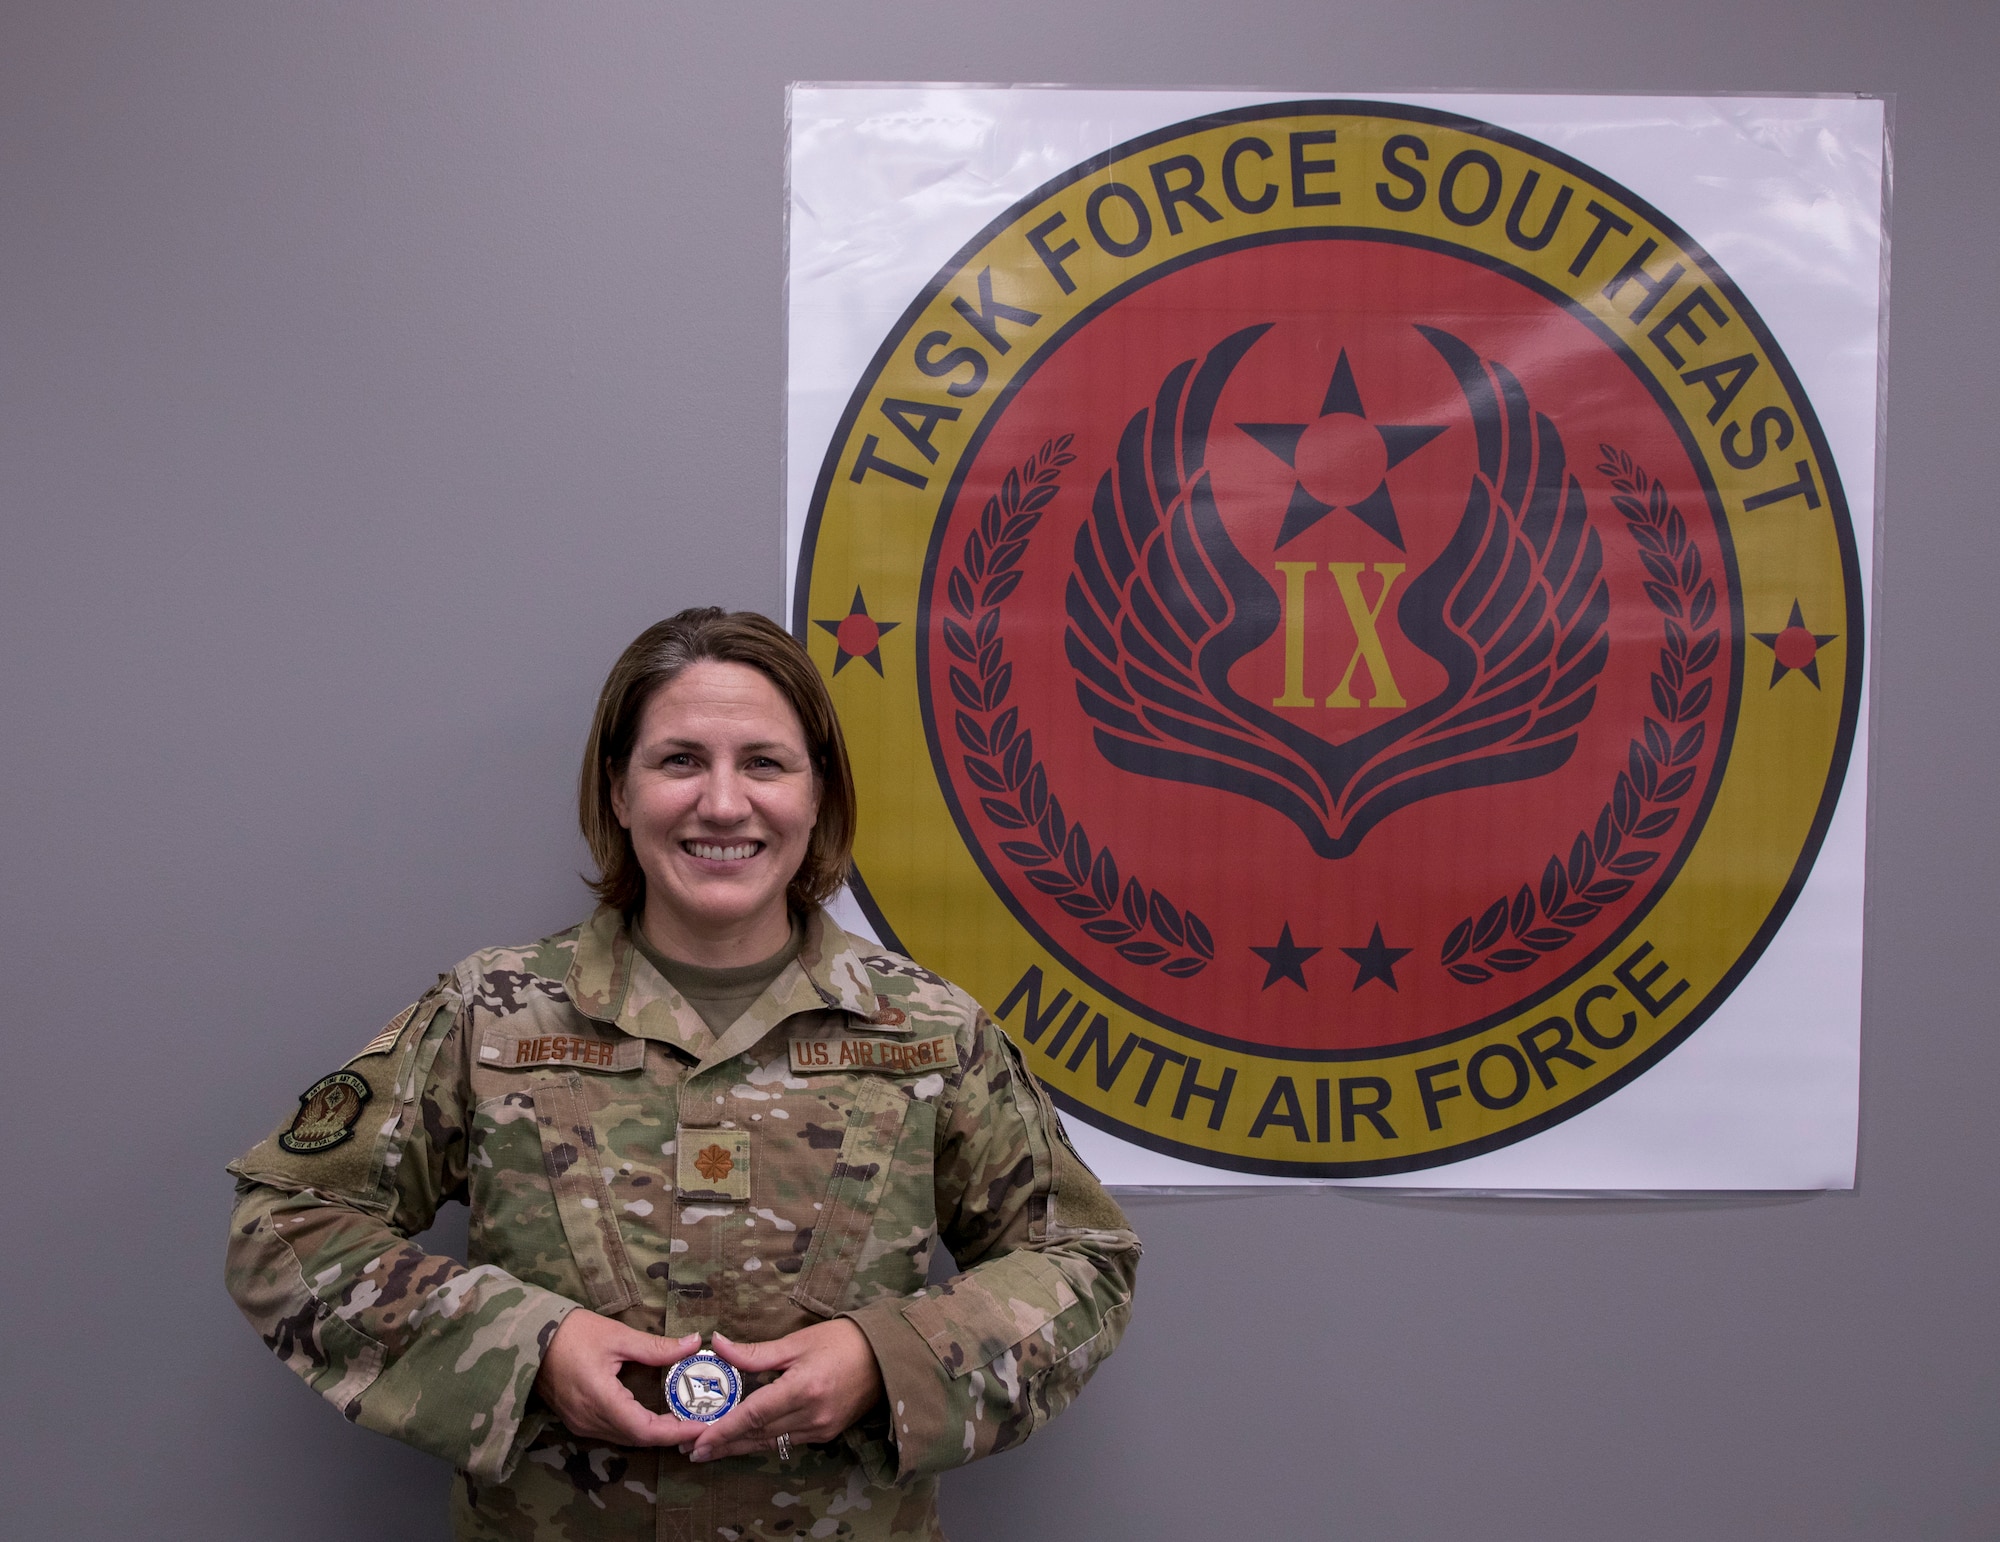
top-left (226, 609), bottom-right (1141, 1542)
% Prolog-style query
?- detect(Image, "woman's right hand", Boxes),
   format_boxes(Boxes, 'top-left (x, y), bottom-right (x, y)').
top-left (533, 1312), bottom-right (710, 1446)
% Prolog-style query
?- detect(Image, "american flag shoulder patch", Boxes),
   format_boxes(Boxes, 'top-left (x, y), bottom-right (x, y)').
top-left (351, 1004), bottom-right (419, 1062)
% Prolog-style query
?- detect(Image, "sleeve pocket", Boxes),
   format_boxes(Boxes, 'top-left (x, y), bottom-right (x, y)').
top-left (898, 1254), bottom-right (1080, 1377)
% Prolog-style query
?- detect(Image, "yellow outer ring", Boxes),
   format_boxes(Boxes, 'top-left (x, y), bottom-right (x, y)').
top-left (796, 102), bottom-right (1862, 1176)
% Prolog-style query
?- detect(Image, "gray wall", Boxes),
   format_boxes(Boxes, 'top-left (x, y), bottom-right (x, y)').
top-left (4, 3), bottom-right (1994, 1537)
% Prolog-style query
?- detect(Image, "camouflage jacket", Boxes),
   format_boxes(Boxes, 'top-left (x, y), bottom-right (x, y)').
top-left (226, 907), bottom-right (1140, 1541)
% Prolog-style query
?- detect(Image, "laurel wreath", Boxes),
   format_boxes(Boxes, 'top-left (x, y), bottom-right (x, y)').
top-left (1439, 445), bottom-right (1723, 984)
top-left (945, 436), bottom-right (1713, 988)
top-left (944, 434), bottom-right (1216, 978)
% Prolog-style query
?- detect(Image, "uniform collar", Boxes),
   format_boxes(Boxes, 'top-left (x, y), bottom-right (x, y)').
top-left (564, 904), bottom-right (879, 1071)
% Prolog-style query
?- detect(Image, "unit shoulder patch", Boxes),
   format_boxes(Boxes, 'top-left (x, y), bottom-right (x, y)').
top-left (278, 1070), bottom-right (373, 1154)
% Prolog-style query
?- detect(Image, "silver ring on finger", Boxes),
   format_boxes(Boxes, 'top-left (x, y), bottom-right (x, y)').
top-left (775, 1432), bottom-right (794, 1465)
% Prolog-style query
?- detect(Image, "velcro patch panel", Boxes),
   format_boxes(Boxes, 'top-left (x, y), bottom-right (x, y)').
top-left (677, 1128), bottom-right (751, 1202)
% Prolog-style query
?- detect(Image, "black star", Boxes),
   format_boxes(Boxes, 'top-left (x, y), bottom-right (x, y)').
top-left (1340, 923), bottom-right (1412, 992)
top-left (813, 586), bottom-right (900, 676)
top-left (1752, 599), bottom-right (1839, 689)
top-left (1250, 922), bottom-right (1321, 991)
top-left (1238, 348), bottom-right (1447, 551)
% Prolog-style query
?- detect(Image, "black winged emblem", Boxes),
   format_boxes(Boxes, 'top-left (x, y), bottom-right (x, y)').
top-left (1063, 323), bottom-right (1611, 859)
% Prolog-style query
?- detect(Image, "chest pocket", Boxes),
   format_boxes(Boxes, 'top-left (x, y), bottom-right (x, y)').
top-left (789, 1077), bottom-right (938, 1317)
top-left (475, 1022), bottom-right (647, 1315)
top-left (531, 1072), bottom-right (642, 1314)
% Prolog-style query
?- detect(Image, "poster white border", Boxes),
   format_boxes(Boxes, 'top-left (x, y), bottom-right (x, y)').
top-left (785, 87), bottom-right (1884, 1191)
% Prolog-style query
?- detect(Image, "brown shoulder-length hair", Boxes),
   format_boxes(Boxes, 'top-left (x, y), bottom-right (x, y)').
top-left (579, 608), bottom-right (856, 916)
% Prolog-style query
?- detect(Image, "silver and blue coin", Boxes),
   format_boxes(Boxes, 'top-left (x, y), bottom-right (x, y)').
top-left (664, 1348), bottom-right (742, 1423)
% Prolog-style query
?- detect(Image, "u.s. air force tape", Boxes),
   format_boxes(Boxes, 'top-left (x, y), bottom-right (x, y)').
top-left (664, 1348), bottom-right (742, 1423)
top-left (789, 1033), bottom-right (957, 1075)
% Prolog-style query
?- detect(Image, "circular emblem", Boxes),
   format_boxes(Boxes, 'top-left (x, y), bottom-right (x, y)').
top-left (797, 103), bottom-right (1862, 1176)
top-left (665, 1348), bottom-right (742, 1423)
top-left (279, 1070), bottom-right (373, 1154)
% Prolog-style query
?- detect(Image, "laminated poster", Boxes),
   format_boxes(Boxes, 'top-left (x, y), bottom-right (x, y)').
top-left (785, 88), bottom-right (1885, 1190)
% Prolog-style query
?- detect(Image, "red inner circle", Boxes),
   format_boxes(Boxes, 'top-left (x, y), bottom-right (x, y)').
top-left (925, 238), bottom-right (1733, 1054)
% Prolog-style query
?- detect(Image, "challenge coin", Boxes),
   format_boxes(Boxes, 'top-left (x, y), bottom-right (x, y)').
top-left (664, 1348), bottom-right (741, 1423)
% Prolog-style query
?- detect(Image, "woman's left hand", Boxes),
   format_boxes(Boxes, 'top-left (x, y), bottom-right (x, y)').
top-left (682, 1320), bottom-right (884, 1463)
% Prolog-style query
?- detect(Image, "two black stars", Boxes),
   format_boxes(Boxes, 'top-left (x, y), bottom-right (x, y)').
top-left (1251, 921), bottom-right (1411, 992)
top-left (1238, 349), bottom-right (1446, 550)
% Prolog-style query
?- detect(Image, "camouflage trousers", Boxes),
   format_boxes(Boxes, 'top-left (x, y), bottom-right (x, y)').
top-left (451, 1432), bottom-right (946, 1542)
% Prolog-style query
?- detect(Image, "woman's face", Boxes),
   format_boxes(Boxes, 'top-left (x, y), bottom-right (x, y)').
top-left (610, 660), bottom-right (821, 963)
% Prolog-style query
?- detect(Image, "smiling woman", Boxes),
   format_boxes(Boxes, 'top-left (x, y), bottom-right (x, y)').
top-left (613, 655), bottom-right (821, 955)
top-left (224, 607), bottom-right (1140, 1542)
top-left (578, 609), bottom-right (857, 953)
